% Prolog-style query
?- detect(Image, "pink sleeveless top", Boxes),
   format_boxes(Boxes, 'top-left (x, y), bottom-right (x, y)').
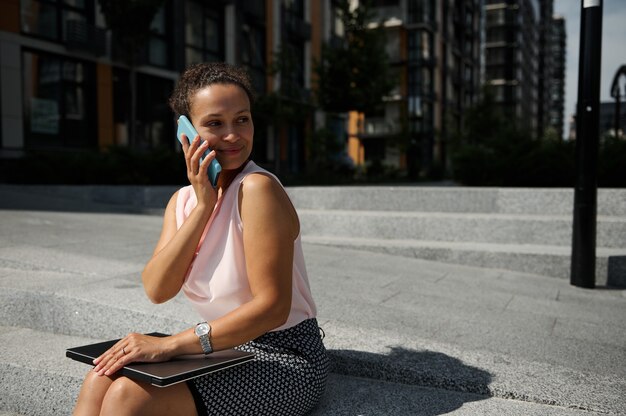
top-left (175, 161), bottom-right (316, 332)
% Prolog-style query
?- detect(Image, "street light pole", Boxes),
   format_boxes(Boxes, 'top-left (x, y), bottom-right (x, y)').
top-left (571, 0), bottom-right (603, 288)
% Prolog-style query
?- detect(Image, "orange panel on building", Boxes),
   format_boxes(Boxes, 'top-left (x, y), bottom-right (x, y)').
top-left (96, 63), bottom-right (114, 150)
top-left (0, 0), bottom-right (20, 33)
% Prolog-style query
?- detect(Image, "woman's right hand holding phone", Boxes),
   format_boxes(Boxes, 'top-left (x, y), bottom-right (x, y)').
top-left (140, 133), bottom-right (219, 303)
top-left (181, 133), bottom-right (218, 210)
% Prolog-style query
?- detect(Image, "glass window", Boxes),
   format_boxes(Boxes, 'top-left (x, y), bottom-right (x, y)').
top-left (385, 30), bottom-right (401, 62)
top-left (149, 38), bottom-right (168, 67)
top-left (63, 0), bottom-right (85, 8)
top-left (184, 1), bottom-right (224, 66)
top-left (241, 21), bottom-right (267, 94)
top-left (408, 30), bottom-right (432, 62)
top-left (21, 0), bottom-right (58, 39)
top-left (409, 95), bottom-right (422, 117)
top-left (282, 0), bottom-right (304, 18)
top-left (145, 3), bottom-right (171, 68)
top-left (486, 26), bottom-right (508, 43)
top-left (494, 85), bottom-right (505, 102)
top-left (464, 65), bottom-right (473, 84)
top-left (279, 41), bottom-right (305, 94)
top-left (22, 50), bottom-right (95, 148)
top-left (185, 2), bottom-right (203, 47)
top-left (61, 9), bottom-right (86, 41)
top-left (486, 9), bottom-right (504, 26)
top-left (137, 74), bottom-right (175, 149)
top-left (486, 66), bottom-right (506, 80)
top-left (112, 69), bottom-right (174, 149)
top-left (151, 6), bottom-right (166, 35)
top-left (408, 0), bottom-right (433, 24)
top-left (185, 47), bottom-right (203, 66)
top-left (204, 15), bottom-right (220, 51)
top-left (21, 0), bottom-right (91, 42)
top-left (372, 0), bottom-right (400, 6)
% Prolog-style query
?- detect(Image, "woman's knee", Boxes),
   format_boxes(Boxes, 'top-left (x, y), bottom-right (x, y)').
top-left (79, 371), bottom-right (116, 399)
top-left (100, 377), bottom-right (150, 414)
top-left (73, 371), bottom-right (116, 415)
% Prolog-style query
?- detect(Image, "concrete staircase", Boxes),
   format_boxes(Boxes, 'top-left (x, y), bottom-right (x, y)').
top-left (2, 186), bottom-right (626, 415)
top-left (287, 187), bottom-right (626, 286)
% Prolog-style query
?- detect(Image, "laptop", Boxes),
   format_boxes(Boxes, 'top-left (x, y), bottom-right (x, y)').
top-left (66, 333), bottom-right (255, 387)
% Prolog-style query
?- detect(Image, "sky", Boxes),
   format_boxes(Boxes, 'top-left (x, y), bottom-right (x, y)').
top-left (553, 0), bottom-right (626, 137)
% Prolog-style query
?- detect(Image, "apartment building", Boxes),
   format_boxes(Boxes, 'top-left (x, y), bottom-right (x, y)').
top-left (352, 0), bottom-right (482, 175)
top-left (0, 0), bottom-right (340, 175)
top-left (548, 14), bottom-right (566, 139)
top-left (484, 0), bottom-right (572, 140)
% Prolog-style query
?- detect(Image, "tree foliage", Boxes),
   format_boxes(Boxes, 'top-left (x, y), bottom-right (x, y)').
top-left (314, 0), bottom-right (395, 114)
top-left (254, 47), bottom-right (313, 126)
top-left (450, 86), bottom-right (576, 186)
top-left (450, 88), bottom-right (626, 187)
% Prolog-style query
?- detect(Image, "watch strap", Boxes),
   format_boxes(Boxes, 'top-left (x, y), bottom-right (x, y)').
top-left (196, 322), bottom-right (213, 355)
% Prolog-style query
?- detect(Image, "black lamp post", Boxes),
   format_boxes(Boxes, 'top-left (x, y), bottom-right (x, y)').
top-left (571, 0), bottom-right (603, 288)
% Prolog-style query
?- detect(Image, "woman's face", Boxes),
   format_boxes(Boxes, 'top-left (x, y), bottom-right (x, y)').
top-left (189, 83), bottom-right (254, 171)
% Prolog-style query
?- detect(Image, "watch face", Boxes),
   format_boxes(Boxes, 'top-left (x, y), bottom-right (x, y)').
top-left (195, 322), bottom-right (210, 336)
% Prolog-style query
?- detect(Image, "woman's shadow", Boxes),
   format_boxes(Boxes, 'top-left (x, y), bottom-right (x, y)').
top-left (313, 347), bottom-right (493, 416)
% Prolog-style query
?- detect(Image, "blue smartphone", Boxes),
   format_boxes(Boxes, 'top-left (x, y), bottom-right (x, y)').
top-left (176, 115), bottom-right (222, 187)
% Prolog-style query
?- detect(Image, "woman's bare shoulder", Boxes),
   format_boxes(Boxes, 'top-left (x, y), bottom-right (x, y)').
top-left (239, 173), bottom-right (298, 234)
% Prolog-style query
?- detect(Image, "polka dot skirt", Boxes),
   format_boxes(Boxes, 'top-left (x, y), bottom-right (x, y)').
top-left (187, 318), bottom-right (329, 416)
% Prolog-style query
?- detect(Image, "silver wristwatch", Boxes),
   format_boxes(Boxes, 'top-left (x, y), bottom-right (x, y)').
top-left (194, 321), bottom-right (213, 355)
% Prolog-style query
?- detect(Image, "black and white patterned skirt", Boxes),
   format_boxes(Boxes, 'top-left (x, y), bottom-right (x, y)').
top-left (186, 318), bottom-right (329, 416)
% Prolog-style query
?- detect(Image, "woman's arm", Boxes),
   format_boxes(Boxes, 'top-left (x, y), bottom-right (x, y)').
top-left (141, 134), bottom-right (218, 304)
top-left (202, 172), bottom-right (298, 349)
top-left (140, 190), bottom-right (213, 303)
top-left (94, 173), bottom-right (298, 376)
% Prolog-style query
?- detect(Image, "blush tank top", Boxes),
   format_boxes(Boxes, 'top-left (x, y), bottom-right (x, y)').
top-left (175, 161), bottom-right (317, 331)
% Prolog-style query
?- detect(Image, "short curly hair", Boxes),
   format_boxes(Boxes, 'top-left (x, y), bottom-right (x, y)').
top-left (168, 62), bottom-right (255, 118)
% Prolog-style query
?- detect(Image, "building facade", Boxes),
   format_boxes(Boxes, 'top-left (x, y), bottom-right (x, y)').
top-left (484, 0), bottom-right (540, 135)
top-left (548, 14), bottom-right (566, 139)
top-left (599, 102), bottom-right (626, 139)
top-left (536, 0), bottom-right (553, 139)
top-left (484, 0), bottom-right (565, 140)
top-left (350, 0), bottom-right (482, 175)
top-left (0, 0), bottom-right (341, 175)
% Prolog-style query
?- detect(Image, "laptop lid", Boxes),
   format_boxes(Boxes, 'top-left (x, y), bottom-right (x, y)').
top-left (66, 333), bottom-right (255, 387)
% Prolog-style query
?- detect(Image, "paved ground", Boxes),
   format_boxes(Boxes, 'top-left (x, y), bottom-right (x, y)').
top-left (0, 186), bottom-right (625, 415)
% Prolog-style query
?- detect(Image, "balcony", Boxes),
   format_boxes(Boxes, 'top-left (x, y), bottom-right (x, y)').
top-left (372, 5), bottom-right (404, 24)
top-left (359, 117), bottom-right (402, 139)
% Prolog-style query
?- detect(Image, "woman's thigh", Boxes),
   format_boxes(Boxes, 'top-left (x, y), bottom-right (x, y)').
top-left (74, 370), bottom-right (197, 416)
top-left (100, 376), bottom-right (198, 416)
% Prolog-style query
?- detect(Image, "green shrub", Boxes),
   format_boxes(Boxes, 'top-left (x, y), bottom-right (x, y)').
top-left (0, 146), bottom-right (187, 185)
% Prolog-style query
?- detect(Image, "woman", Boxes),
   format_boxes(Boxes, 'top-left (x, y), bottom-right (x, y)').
top-left (73, 62), bottom-right (329, 416)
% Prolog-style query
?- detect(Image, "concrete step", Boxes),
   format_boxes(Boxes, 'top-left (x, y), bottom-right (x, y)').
top-left (0, 327), bottom-right (623, 416)
top-left (2, 263), bottom-right (624, 412)
top-left (298, 209), bottom-right (626, 248)
top-left (0, 325), bottom-right (618, 416)
top-left (302, 236), bottom-right (626, 285)
top-left (287, 186), bottom-right (626, 216)
top-left (0, 283), bottom-right (198, 340)
top-left (0, 184), bottom-right (178, 212)
top-left (3, 185), bottom-right (625, 217)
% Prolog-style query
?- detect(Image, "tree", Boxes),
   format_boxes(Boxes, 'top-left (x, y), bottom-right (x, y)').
top-left (314, 0), bottom-right (395, 114)
top-left (450, 86), bottom-right (576, 186)
top-left (97, 0), bottom-right (165, 148)
top-left (255, 46), bottom-right (313, 124)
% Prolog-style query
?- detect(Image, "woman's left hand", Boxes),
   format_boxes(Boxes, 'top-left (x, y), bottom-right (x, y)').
top-left (92, 333), bottom-right (173, 376)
